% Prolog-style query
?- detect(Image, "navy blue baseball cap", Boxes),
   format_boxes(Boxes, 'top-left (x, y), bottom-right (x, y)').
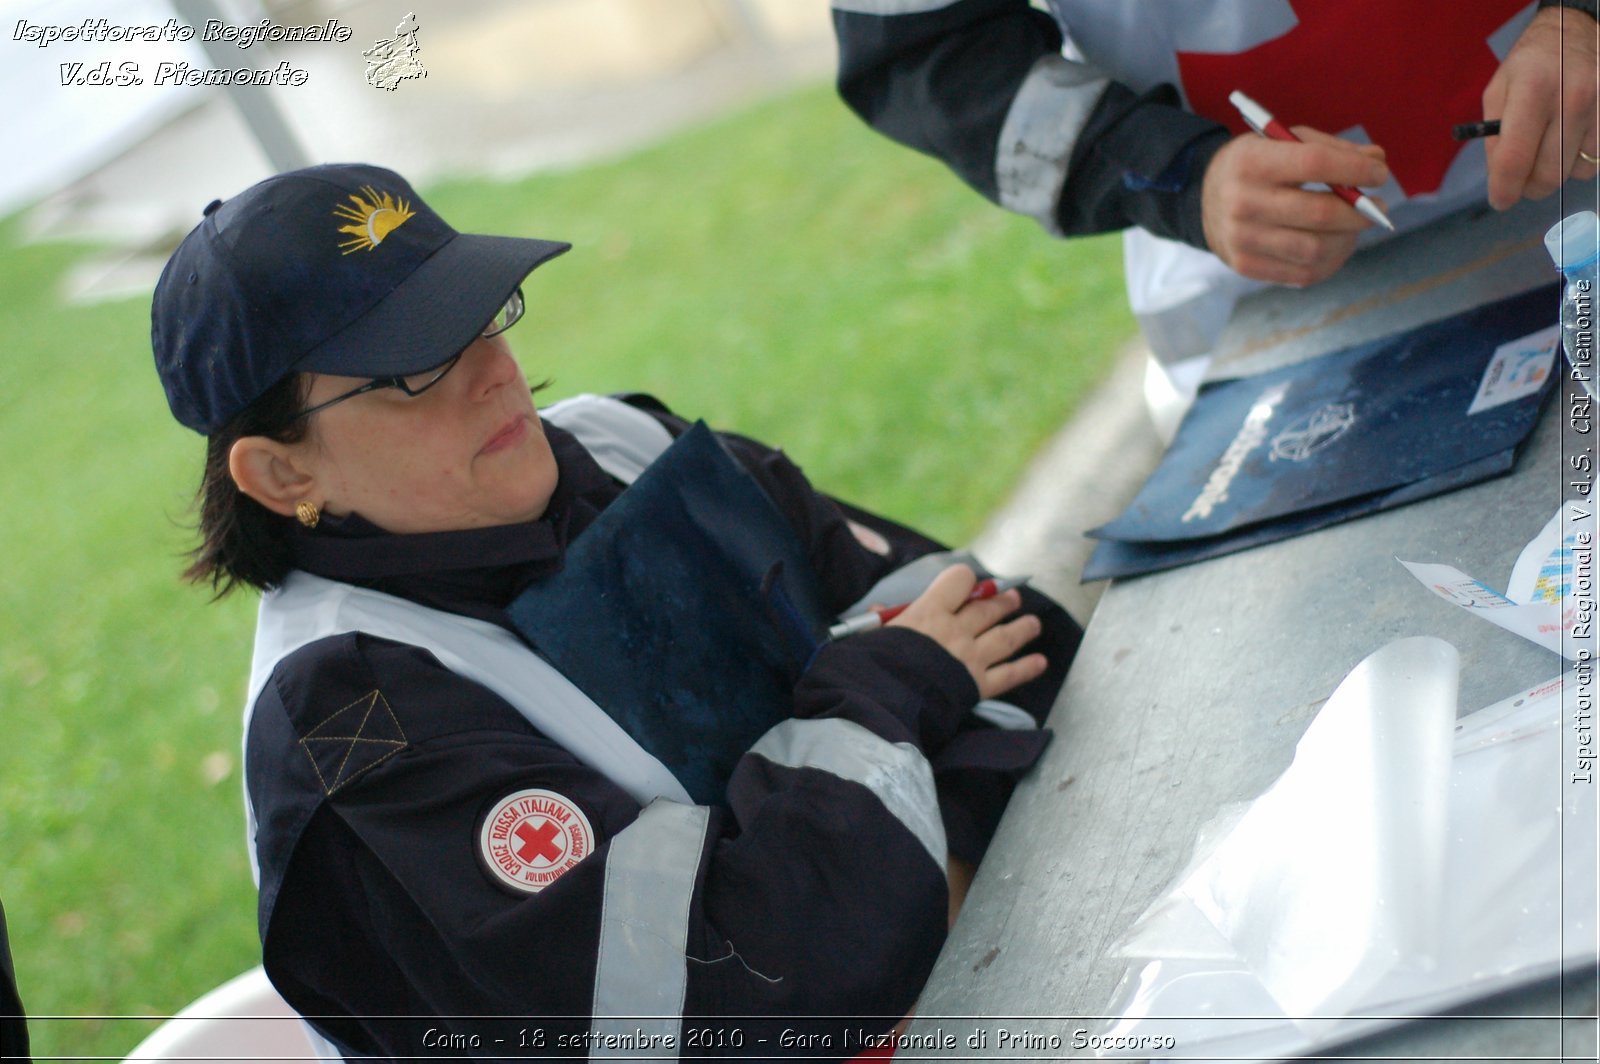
top-left (152, 163), bottom-right (570, 434)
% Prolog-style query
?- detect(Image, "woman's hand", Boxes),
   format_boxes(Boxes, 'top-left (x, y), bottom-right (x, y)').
top-left (886, 564), bottom-right (1047, 699)
top-left (1200, 126), bottom-right (1389, 287)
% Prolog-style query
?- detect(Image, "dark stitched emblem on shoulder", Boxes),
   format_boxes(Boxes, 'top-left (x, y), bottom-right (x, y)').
top-left (299, 689), bottom-right (409, 795)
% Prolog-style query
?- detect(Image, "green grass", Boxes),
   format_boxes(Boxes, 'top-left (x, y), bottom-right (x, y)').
top-left (0, 81), bottom-right (1132, 1059)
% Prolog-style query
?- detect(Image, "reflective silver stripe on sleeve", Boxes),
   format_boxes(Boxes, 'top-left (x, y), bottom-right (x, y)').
top-left (590, 800), bottom-right (711, 1060)
top-left (995, 53), bottom-right (1109, 236)
top-left (830, 0), bottom-right (962, 14)
top-left (749, 718), bottom-right (946, 869)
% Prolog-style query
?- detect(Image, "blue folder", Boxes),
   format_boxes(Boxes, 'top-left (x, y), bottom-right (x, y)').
top-left (1081, 449), bottom-right (1516, 582)
top-left (508, 422), bottom-right (830, 805)
top-left (1083, 284), bottom-right (1559, 582)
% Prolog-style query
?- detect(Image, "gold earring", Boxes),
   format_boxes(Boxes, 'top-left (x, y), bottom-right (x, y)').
top-left (295, 500), bottom-right (321, 529)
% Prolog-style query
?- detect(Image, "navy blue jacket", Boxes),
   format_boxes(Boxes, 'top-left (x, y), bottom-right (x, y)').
top-left (246, 397), bottom-right (1078, 1060)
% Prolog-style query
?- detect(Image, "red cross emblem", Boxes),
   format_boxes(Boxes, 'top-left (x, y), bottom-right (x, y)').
top-left (513, 818), bottom-right (563, 865)
top-left (1175, 0), bottom-right (1529, 196)
top-left (478, 788), bottom-right (595, 895)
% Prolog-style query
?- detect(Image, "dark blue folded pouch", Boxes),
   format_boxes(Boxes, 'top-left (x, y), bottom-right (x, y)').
top-left (507, 421), bottom-right (832, 806)
top-left (1082, 448), bottom-right (1516, 582)
top-left (1088, 283), bottom-right (1560, 560)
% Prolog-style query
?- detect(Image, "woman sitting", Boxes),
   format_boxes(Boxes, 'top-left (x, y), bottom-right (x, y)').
top-left (150, 163), bottom-right (1078, 1059)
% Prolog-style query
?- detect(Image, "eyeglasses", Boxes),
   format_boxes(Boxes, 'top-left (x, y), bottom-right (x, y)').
top-left (286, 287), bottom-right (525, 423)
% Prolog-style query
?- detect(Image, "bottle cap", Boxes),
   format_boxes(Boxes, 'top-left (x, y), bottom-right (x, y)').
top-left (1546, 210), bottom-right (1600, 274)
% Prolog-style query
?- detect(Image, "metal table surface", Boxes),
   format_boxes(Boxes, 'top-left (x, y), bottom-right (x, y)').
top-left (909, 189), bottom-right (1600, 1061)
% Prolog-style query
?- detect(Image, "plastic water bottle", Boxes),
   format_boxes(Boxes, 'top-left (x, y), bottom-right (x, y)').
top-left (1546, 210), bottom-right (1600, 401)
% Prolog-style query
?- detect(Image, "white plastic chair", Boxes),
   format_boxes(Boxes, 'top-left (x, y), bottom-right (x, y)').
top-left (122, 966), bottom-right (320, 1062)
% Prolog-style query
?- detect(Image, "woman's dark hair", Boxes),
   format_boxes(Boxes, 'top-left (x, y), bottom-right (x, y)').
top-left (184, 374), bottom-right (311, 597)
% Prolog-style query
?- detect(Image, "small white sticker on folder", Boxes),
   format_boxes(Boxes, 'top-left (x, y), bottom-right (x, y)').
top-left (1466, 324), bottom-right (1559, 415)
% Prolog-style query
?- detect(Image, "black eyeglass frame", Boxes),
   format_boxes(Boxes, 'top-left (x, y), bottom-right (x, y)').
top-left (283, 287), bottom-right (525, 425)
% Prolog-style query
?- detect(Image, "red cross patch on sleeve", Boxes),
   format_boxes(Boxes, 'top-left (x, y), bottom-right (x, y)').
top-left (478, 788), bottom-right (596, 895)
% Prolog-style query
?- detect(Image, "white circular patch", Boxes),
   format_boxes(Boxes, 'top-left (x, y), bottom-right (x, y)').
top-left (478, 788), bottom-right (595, 895)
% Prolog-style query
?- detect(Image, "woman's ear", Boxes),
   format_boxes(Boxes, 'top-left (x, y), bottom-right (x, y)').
top-left (228, 436), bottom-right (319, 519)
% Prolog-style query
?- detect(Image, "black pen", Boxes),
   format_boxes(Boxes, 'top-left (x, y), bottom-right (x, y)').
top-left (1452, 120), bottom-right (1500, 141)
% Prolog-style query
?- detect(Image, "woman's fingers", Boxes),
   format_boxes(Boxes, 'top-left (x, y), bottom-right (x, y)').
top-left (886, 566), bottom-right (1047, 698)
top-left (977, 652), bottom-right (1049, 701)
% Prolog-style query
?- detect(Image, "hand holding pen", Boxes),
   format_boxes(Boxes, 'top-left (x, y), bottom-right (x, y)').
top-left (1477, 5), bottom-right (1599, 210)
top-left (836, 565), bottom-right (1047, 701)
top-left (1228, 92), bottom-right (1394, 232)
top-left (830, 574), bottom-right (1031, 639)
top-left (1197, 91), bottom-right (1392, 289)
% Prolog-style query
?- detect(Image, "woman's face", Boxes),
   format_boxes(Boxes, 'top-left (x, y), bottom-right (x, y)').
top-left (296, 333), bottom-right (559, 534)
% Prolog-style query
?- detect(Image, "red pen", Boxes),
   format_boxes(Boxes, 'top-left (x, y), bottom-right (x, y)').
top-left (827, 575), bottom-right (1030, 641)
top-left (1228, 90), bottom-right (1395, 232)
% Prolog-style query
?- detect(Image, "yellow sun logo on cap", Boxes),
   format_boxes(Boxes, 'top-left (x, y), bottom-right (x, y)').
top-left (333, 186), bottom-right (415, 254)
